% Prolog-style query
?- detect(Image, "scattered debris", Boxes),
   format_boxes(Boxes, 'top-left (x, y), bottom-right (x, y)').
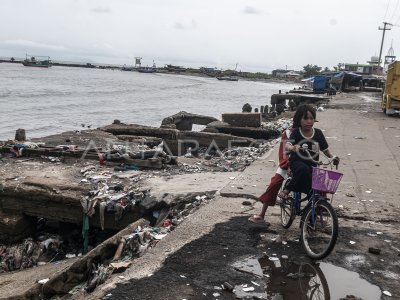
top-left (368, 247), bottom-right (381, 255)
top-left (38, 278), bottom-right (50, 284)
top-left (222, 281), bottom-right (234, 292)
top-left (383, 290), bottom-right (392, 297)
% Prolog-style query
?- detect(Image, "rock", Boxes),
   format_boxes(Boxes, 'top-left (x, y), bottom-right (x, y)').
top-left (274, 235), bottom-right (282, 243)
top-left (242, 103), bottom-right (252, 112)
top-left (222, 282), bottom-right (234, 292)
top-left (368, 247), bottom-right (381, 255)
top-left (15, 128), bottom-right (26, 141)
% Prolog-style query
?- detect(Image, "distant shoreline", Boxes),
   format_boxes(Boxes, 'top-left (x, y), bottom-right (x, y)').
top-left (0, 59), bottom-right (300, 85)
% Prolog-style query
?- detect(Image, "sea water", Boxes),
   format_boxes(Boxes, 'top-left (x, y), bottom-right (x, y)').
top-left (0, 63), bottom-right (293, 140)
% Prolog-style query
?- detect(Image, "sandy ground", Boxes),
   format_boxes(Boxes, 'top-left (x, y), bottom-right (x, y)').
top-left (74, 92), bottom-right (399, 300)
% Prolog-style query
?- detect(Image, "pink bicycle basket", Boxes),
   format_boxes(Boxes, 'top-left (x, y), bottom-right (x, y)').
top-left (312, 167), bottom-right (343, 193)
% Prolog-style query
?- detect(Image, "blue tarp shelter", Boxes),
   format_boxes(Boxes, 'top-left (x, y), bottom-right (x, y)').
top-left (313, 76), bottom-right (330, 91)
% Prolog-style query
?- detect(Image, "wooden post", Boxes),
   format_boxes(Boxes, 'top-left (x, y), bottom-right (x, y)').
top-left (15, 129), bottom-right (26, 141)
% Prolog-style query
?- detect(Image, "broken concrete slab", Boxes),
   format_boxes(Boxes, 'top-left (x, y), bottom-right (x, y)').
top-left (140, 172), bottom-right (241, 199)
top-left (0, 165), bottom-right (141, 231)
top-left (100, 123), bottom-right (178, 140)
top-left (205, 123), bottom-right (280, 139)
top-left (161, 111), bottom-right (218, 131)
top-left (222, 113), bottom-right (261, 127)
top-left (100, 123), bottom-right (260, 156)
top-left (30, 129), bottom-right (119, 149)
top-left (115, 135), bottom-right (163, 147)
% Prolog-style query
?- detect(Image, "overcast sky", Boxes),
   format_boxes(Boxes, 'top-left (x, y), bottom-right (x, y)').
top-left (0, 0), bottom-right (397, 72)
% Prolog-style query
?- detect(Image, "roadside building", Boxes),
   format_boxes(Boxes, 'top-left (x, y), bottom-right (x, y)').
top-left (200, 67), bottom-right (222, 75)
top-left (272, 69), bottom-right (301, 79)
top-left (344, 56), bottom-right (383, 75)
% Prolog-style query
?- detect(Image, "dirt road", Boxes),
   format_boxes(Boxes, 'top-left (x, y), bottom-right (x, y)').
top-left (75, 92), bottom-right (399, 300)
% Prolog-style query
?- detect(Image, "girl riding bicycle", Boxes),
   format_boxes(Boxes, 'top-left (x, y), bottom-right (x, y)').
top-left (279, 104), bottom-right (339, 199)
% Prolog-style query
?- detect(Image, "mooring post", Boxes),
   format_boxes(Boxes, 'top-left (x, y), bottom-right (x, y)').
top-left (15, 129), bottom-right (26, 141)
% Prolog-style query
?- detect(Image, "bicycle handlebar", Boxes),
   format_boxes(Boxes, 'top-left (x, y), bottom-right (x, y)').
top-left (298, 145), bottom-right (340, 169)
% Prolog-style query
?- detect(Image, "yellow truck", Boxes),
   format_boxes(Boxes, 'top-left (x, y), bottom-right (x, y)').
top-left (382, 61), bottom-right (400, 115)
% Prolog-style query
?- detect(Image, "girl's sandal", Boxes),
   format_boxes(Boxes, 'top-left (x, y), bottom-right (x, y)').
top-left (248, 215), bottom-right (270, 226)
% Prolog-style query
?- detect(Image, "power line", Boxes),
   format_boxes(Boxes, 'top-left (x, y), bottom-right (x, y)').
top-left (389, 0), bottom-right (400, 23)
top-left (384, 0), bottom-right (391, 21)
top-left (393, 3), bottom-right (400, 24)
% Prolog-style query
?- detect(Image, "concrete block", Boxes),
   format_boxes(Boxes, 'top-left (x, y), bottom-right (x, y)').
top-left (221, 113), bottom-right (261, 127)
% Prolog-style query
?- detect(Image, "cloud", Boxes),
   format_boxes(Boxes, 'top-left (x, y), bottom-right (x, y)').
top-left (174, 22), bottom-right (185, 30)
top-left (173, 20), bottom-right (197, 30)
top-left (92, 43), bottom-right (114, 50)
top-left (2, 39), bottom-right (65, 50)
top-left (243, 6), bottom-right (261, 15)
top-left (90, 7), bottom-right (111, 13)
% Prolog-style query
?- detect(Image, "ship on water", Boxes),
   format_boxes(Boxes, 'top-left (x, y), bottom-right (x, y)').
top-left (22, 54), bottom-right (52, 68)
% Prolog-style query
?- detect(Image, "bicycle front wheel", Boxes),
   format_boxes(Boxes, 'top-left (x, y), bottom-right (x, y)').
top-left (300, 201), bottom-right (338, 260)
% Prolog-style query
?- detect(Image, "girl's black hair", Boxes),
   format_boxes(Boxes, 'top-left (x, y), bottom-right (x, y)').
top-left (292, 104), bottom-right (316, 128)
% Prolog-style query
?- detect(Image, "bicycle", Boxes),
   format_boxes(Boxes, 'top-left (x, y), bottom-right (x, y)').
top-left (279, 148), bottom-right (343, 259)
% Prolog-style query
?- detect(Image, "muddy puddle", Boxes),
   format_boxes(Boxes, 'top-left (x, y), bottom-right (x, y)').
top-left (232, 255), bottom-right (381, 300)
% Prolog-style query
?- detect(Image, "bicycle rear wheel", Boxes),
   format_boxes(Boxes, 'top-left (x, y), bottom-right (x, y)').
top-left (280, 196), bottom-right (295, 229)
top-left (280, 178), bottom-right (295, 229)
top-left (300, 201), bottom-right (338, 260)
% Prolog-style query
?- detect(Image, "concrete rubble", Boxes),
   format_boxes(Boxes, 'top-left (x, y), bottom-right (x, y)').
top-left (0, 108), bottom-right (294, 298)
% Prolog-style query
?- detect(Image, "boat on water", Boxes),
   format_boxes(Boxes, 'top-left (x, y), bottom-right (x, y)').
top-left (121, 64), bottom-right (135, 71)
top-left (165, 64), bottom-right (186, 72)
top-left (138, 67), bottom-right (156, 73)
top-left (137, 61), bottom-right (157, 73)
top-left (22, 55), bottom-right (52, 68)
top-left (216, 76), bottom-right (239, 81)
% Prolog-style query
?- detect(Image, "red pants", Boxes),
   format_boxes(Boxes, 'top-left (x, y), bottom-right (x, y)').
top-left (259, 173), bottom-right (285, 206)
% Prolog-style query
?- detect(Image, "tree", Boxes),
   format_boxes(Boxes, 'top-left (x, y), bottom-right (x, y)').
top-left (303, 64), bottom-right (322, 77)
top-left (324, 67), bottom-right (330, 72)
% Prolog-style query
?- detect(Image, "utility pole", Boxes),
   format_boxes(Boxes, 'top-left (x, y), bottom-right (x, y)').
top-left (378, 22), bottom-right (392, 68)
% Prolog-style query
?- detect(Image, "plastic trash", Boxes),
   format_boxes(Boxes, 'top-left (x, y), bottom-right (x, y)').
top-left (222, 282), bottom-right (234, 292)
top-left (38, 278), bottom-right (50, 284)
top-left (383, 291), bottom-right (392, 297)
